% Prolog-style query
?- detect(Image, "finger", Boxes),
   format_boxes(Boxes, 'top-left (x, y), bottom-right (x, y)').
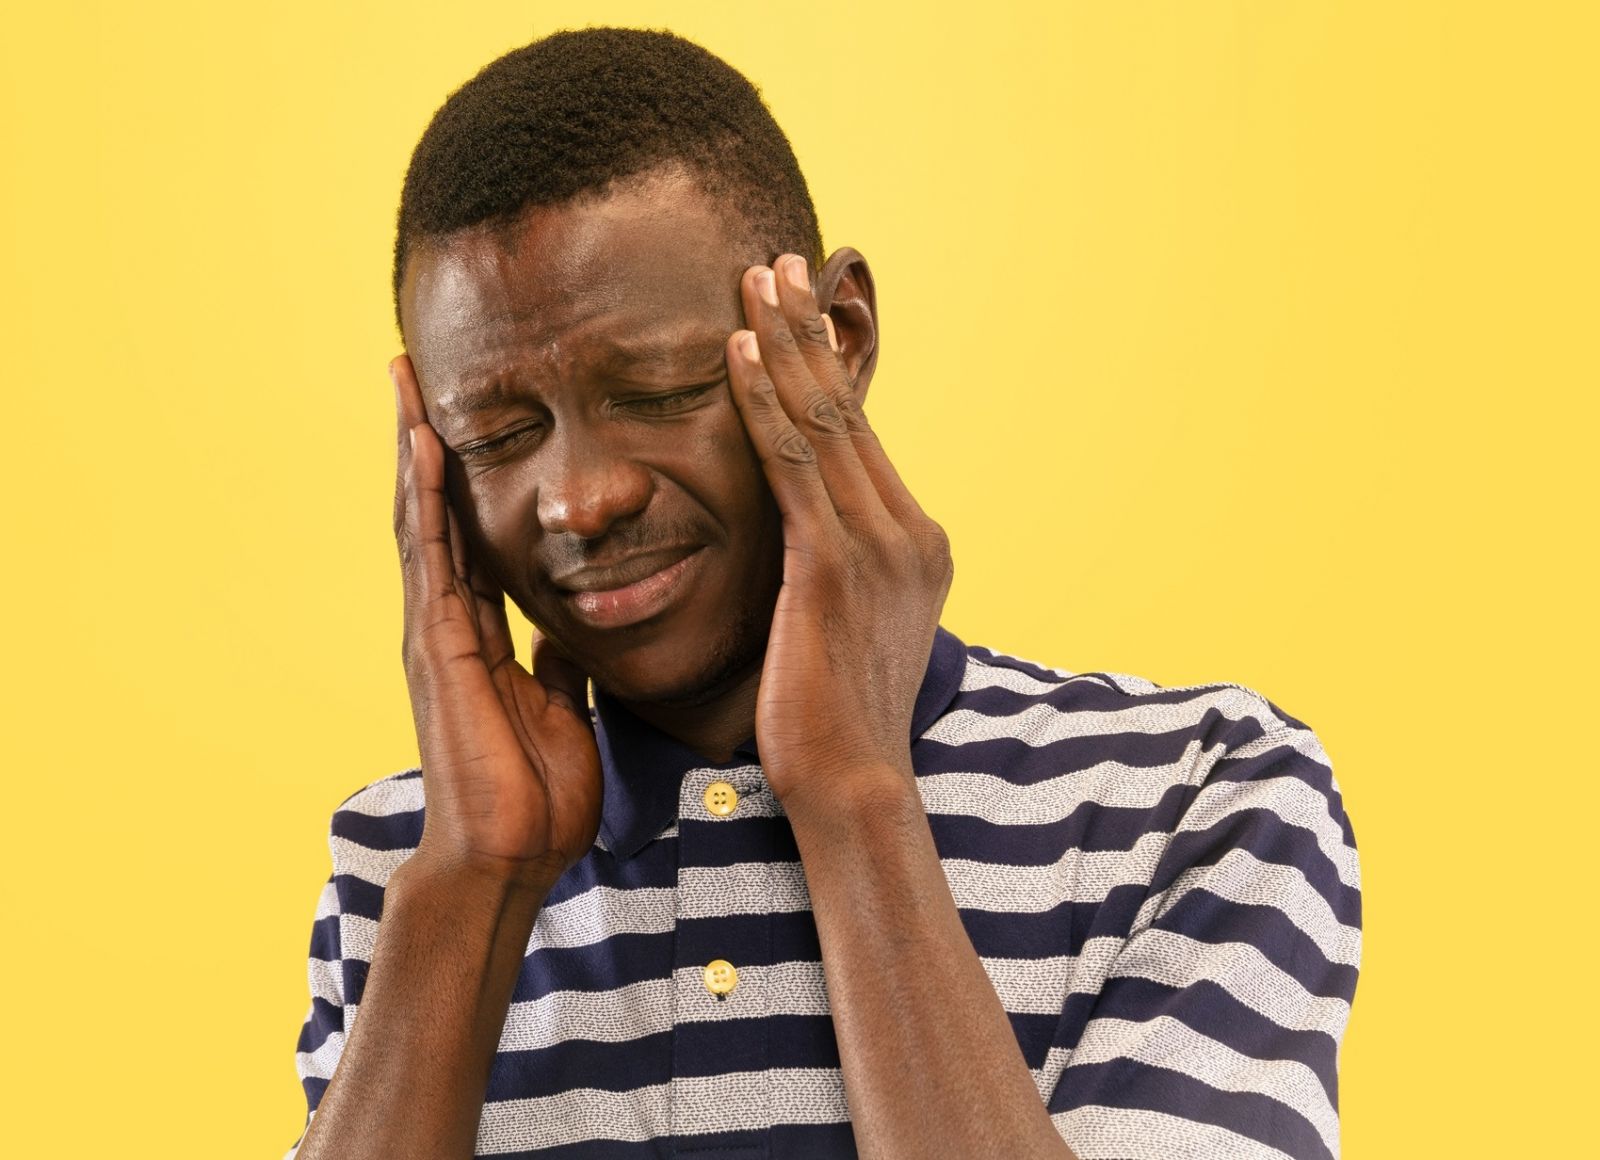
top-left (743, 261), bottom-right (886, 527)
top-left (770, 258), bottom-right (933, 528)
top-left (395, 353), bottom-right (520, 673)
top-left (392, 354), bottom-right (470, 640)
top-left (392, 358), bottom-right (411, 542)
top-left (725, 326), bottom-right (838, 531)
top-left (442, 497), bottom-right (507, 673)
top-left (531, 629), bottom-right (593, 727)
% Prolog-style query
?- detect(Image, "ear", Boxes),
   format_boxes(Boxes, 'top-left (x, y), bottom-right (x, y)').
top-left (813, 246), bottom-right (879, 407)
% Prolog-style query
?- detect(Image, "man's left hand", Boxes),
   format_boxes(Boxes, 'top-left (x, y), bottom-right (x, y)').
top-left (725, 253), bottom-right (954, 812)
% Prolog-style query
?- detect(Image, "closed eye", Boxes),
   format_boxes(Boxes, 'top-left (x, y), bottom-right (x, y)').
top-left (622, 382), bottom-right (721, 414)
top-left (460, 425), bottom-right (540, 457)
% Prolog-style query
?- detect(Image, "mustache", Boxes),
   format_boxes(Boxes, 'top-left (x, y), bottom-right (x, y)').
top-left (539, 515), bottom-right (706, 575)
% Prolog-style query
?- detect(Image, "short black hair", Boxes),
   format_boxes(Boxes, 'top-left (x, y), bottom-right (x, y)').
top-left (392, 26), bottom-right (824, 337)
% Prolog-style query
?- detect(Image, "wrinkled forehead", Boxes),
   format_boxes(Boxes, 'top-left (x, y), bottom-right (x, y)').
top-left (401, 170), bottom-right (754, 378)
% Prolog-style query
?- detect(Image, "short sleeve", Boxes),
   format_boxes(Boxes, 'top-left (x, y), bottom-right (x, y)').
top-left (283, 771), bottom-right (422, 1157)
top-left (1048, 711), bottom-right (1362, 1159)
top-left (284, 870), bottom-right (347, 1159)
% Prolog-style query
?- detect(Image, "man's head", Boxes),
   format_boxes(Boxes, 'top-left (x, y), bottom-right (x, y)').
top-left (393, 27), bottom-right (880, 708)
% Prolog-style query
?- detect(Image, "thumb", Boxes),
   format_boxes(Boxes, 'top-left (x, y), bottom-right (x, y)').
top-left (531, 628), bottom-right (593, 727)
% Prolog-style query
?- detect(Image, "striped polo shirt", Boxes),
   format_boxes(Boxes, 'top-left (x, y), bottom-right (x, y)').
top-left (288, 625), bottom-right (1361, 1159)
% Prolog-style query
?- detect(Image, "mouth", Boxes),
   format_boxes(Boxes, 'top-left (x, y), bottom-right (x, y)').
top-left (558, 547), bottom-right (706, 630)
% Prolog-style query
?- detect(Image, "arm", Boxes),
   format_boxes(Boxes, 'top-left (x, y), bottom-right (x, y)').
top-left (721, 254), bottom-right (1074, 1157)
top-left (287, 354), bottom-right (604, 1156)
top-left (786, 771), bottom-right (1077, 1159)
top-left (293, 854), bottom-right (549, 1160)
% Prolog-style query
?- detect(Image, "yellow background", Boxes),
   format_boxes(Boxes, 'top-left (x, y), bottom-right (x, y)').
top-left (3, 2), bottom-right (1593, 1155)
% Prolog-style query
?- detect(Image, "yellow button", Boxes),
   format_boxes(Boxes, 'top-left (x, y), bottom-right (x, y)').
top-left (703, 780), bottom-right (740, 817)
top-left (703, 959), bottom-right (739, 997)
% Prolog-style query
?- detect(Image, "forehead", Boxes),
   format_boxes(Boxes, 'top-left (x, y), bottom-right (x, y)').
top-left (402, 169), bottom-right (752, 399)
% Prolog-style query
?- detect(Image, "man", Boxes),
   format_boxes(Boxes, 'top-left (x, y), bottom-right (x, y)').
top-left (287, 26), bottom-right (1360, 1160)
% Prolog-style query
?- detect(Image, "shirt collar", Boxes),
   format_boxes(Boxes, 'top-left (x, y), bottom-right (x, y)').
top-left (590, 623), bottom-right (968, 861)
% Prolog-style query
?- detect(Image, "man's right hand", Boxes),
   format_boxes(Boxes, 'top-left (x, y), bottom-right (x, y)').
top-left (390, 352), bottom-right (603, 893)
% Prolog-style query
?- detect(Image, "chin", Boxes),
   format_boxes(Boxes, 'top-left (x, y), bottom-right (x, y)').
top-left (584, 605), bottom-right (770, 708)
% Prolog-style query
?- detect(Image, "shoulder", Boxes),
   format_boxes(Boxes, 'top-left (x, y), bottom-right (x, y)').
top-left (934, 641), bottom-right (1353, 859)
top-left (323, 765), bottom-right (426, 890)
top-left (944, 640), bottom-right (1322, 765)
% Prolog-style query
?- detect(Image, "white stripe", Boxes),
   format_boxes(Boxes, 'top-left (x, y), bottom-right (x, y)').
top-left (1135, 848), bottom-right (1361, 968)
top-left (312, 877), bottom-right (341, 922)
top-left (476, 1082), bottom-right (670, 1149)
top-left (1110, 929), bottom-right (1352, 1038)
top-left (1225, 725), bottom-right (1334, 773)
top-left (1050, 1104), bottom-right (1298, 1160)
top-left (337, 770), bottom-right (423, 817)
top-left (473, 1068), bottom-right (851, 1152)
top-left (536, 884), bottom-right (677, 949)
top-left (1183, 773), bottom-right (1359, 890)
top-left (1066, 1014), bottom-right (1340, 1156)
top-left (915, 743), bottom-right (1206, 822)
top-left (961, 658), bottom-right (1075, 694)
top-left (941, 830), bottom-right (1171, 911)
top-left (337, 913), bottom-right (379, 962)
top-left (295, 1028), bottom-right (345, 1081)
top-left (923, 687), bottom-right (1289, 750)
top-left (307, 956), bottom-right (343, 1007)
top-left (679, 861), bottom-right (814, 917)
top-left (328, 834), bottom-right (413, 888)
top-left (673, 1067), bottom-right (849, 1135)
top-left (497, 976), bottom-right (673, 1050)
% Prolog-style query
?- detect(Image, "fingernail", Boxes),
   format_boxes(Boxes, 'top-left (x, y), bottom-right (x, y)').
top-left (822, 315), bottom-right (840, 352)
top-left (408, 427), bottom-right (417, 452)
top-left (739, 331), bottom-right (760, 361)
top-left (756, 267), bottom-right (778, 308)
top-left (783, 255), bottom-right (808, 292)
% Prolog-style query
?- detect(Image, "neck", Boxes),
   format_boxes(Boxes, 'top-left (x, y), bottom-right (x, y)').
top-left (614, 658), bottom-right (763, 765)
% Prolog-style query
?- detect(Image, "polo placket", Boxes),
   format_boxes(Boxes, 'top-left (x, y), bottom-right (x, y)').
top-left (668, 762), bottom-right (788, 1158)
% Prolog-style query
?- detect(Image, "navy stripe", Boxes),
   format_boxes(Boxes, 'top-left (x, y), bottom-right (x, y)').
top-left (1092, 975), bottom-right (1340, 1100)
top-left (1152, 887), bottom-right (1359, 1001)
top-left (914, 728), bottom-right (1219, 784)
top-left (509, 929), bottom-right (672, 1003)
top-left (333, 807), bottom-right (424, 851)
top-left (1154, 808), bottom-right (1361, 922)
top-left (296, 996), bottom-right (342, 1054)
top-left (485, 1030), bottom-right (676, 1101)
top-left (927, 784), bottom-right (1200, 860)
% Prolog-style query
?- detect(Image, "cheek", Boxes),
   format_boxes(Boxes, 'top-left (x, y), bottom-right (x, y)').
top-left (694, 409), bottom-right (775, 525)
top-left (450, 476), bottom-right (527, 585)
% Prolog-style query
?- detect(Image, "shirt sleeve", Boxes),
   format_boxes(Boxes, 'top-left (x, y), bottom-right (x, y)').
top-left (284, 868), bottom-right (348, 1159)
top-left (1048, 706), bottom-right (1362, 1160)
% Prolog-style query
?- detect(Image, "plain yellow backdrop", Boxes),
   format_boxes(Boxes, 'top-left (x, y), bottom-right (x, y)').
top-left (3, 2), bottom-right (1594, 1155)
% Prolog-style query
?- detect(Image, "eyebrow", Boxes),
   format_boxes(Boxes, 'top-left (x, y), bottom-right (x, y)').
top-left (434, 330), bottom-right (729, 417)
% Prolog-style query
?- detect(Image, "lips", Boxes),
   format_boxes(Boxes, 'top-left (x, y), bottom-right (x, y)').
top-left (557, 547), bottom-right (705, 629)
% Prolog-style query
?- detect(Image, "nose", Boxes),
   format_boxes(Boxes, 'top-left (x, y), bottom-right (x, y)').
top-left (534, 423), bottom-right (654, 540)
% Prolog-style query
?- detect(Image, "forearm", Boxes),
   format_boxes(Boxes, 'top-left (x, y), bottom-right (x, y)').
top-left (785, 773), bottom-right (1077, 1160)
top-left (294, 852), bottom-right (548, 1160)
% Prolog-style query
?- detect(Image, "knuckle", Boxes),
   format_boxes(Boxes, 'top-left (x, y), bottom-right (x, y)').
top-left (769, 325), bottom-right (800, 354)
top-left (749, 375), bottom-right (780, 406)
top-left (804, 394), bottom-right (849, 434)
top-left (774, 430), bottom-right (817, 465)
top-left (796, 311), bottom-right (831, 347)
top-left (919, 521), bottom-right (953, 569)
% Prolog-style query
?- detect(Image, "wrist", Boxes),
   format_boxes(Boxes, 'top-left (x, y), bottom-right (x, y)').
top-left (778, 761), bottom-right (922, 832)
top-left (397, 842), bottom-right (563, 905)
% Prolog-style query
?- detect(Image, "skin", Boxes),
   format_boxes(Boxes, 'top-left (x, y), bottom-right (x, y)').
top-left (294, 162), bottom-right (1077, 1159)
